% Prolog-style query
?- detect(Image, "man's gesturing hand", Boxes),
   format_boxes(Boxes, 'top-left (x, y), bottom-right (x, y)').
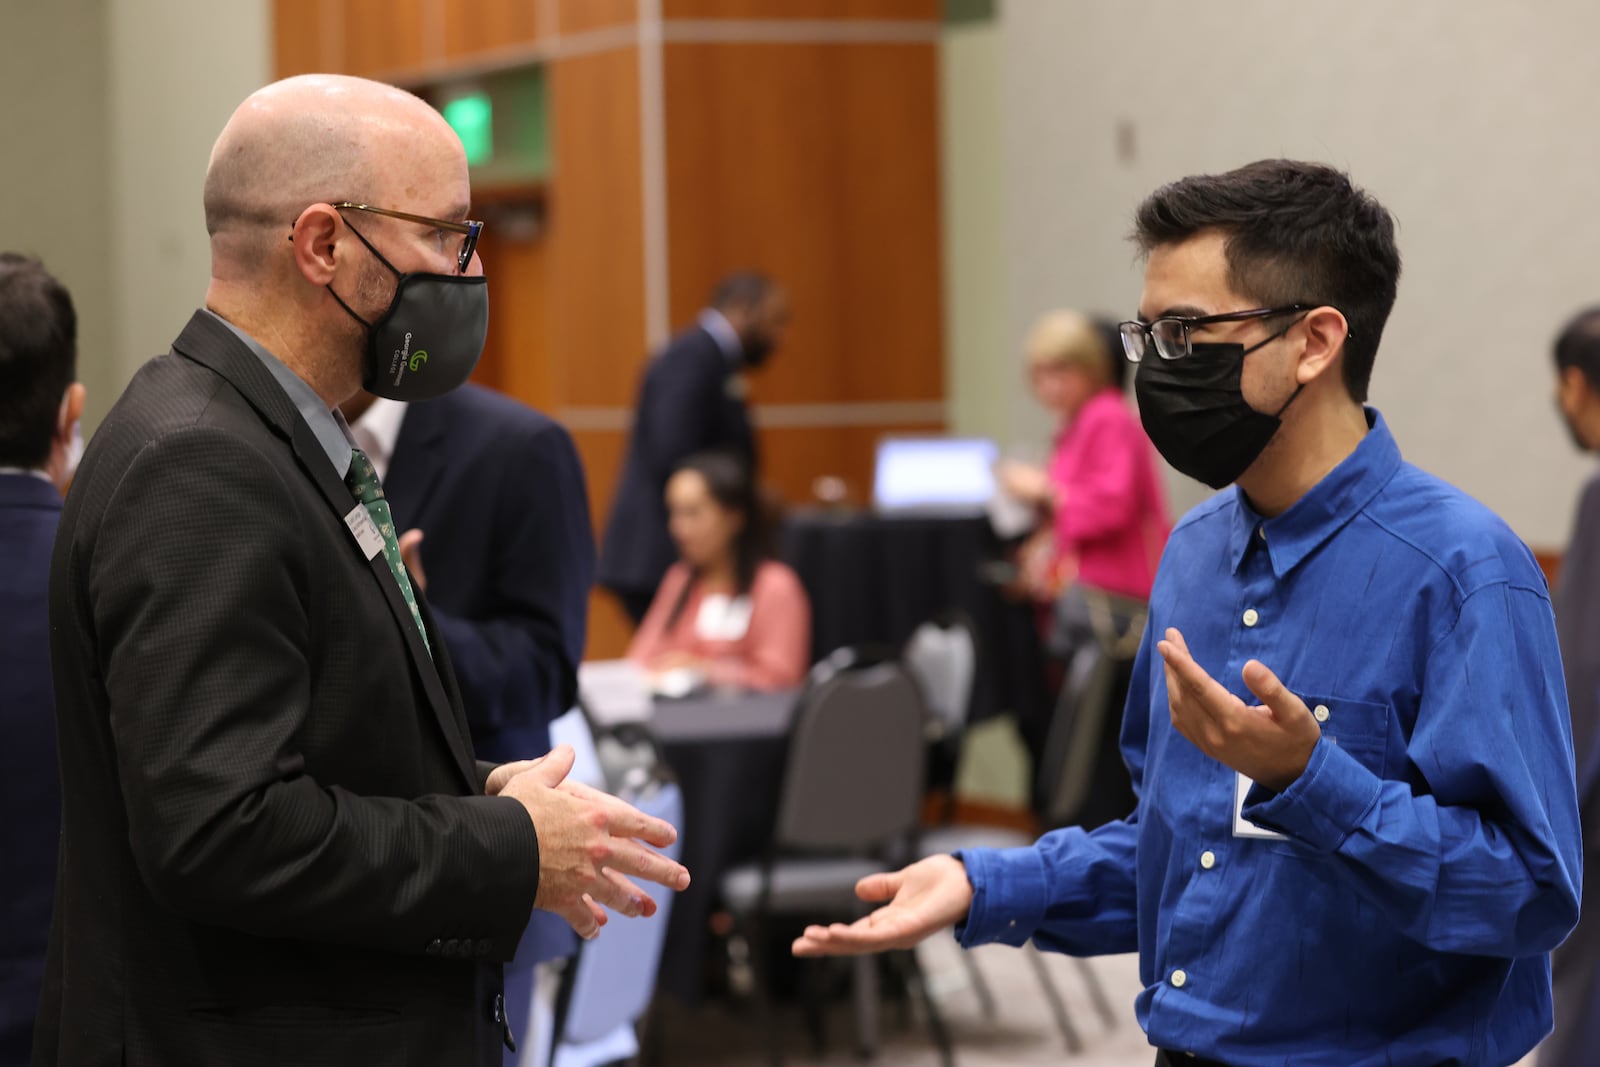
top-left (497, 745), bottom-right (690, 940)
top-left (1157, 627), bottom-right (1321, 793)
top-left (791, 855), bottom-right (974, 958)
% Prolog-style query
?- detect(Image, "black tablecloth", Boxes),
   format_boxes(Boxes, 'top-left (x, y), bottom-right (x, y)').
top-left (655, 691), bottom-right (795, 1002)
top-left (780, 510), bottom-right (1049, 727)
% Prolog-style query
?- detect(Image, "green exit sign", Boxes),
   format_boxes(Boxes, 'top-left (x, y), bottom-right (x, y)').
top-left (442, 93), bottom-right (494, 166)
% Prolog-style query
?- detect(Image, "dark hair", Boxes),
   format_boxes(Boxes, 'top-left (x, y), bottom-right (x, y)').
top-left (664, 450), bottom-right (774, 632)
top-left (1092, 315), bottom-right (1129, 391)
top-left (0, 253), bottom-right (77, 469)
top-left (1555, 307), bottom-right (1600, 389)
top-left (1132, 159), bottom-right (1401, 403)
top-left (709, 271), bottom-right (775, 313)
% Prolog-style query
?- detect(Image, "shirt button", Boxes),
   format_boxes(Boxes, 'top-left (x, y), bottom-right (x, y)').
top-left (1170, 969), bottom-right (1188, 988)
top-left (1200, 850), bottom-right (1216, 870)
top-left (1256, 526), bottom-right (1267, 541)
top-left (1242, 608), bottom-right (1260, 627)
top-left (1313, 704), bottom-right (1330, 723)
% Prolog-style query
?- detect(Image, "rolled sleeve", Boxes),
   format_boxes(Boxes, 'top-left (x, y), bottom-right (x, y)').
top-left (952, 846), bottom-right (1052, 949)
top-left (1243, 737), bottom-right (1383, 853)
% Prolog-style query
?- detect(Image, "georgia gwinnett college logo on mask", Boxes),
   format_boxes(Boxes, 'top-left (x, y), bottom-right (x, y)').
top-left (389, 331), bottom-right (429, 386)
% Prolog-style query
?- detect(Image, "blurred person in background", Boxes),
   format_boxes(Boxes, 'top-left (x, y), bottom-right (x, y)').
top-left (1543, 306), bottom-right (1600, 1066)
top-left (997, 309), bottom-right (1170, 825)
top-left (600, 272), bottom-right (791, 624)
top-left (343, 383), bottom-right (596, 1063)
top-left (0, 253), bottom-right (83, 1063)
top-left (628, 451), bottom-right (810, 692)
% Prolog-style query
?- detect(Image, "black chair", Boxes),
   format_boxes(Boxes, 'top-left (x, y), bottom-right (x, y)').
top-left (719, 648), bottom-right (954, 1066)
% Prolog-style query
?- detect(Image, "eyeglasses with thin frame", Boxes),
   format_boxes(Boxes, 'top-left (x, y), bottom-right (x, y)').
top-left (1119, 304), bottom-right (1315, 363)
top-left (330, 202), bottom-right (484, 273)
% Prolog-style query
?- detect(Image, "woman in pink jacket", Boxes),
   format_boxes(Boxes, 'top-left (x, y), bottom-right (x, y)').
top-left (628, 451), bottom-right (811, 692)
top-left (998, 310), bottom-right (1171, 827)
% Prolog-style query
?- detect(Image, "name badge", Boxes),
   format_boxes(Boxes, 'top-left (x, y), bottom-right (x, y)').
top-left (1232, 772), bottom-right (1289, 841)
top-left (343, 504), bottom-right (385, 561)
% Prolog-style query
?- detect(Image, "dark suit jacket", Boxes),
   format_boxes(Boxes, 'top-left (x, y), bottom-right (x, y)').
top-left (383, 384), bottom-right (593, 767)
top-left (597, 324), bottom-right (755, 596)
top-left (36, 312), bottom-right (540, 1067)
top-left (382, 385), bottom-right (594, 969)
top-left (0, 474), bottom-right (62, 1064)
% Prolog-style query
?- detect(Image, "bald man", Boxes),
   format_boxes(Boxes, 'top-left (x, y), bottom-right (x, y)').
top-left (34, 75), bottom-right (687, 1067)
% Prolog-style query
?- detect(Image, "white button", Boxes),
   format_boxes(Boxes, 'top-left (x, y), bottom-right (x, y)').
top-left (1170, 969), bottom-right (1188, 988)
top-left (1242, 608), bottom-right (1260, 627)
top-left (1313, 704), bottom-right (1330, 723)
top-left (1200, 850), bottom-right (1216, 870)
top-left (1256, 526), bottom-right (1267, 541)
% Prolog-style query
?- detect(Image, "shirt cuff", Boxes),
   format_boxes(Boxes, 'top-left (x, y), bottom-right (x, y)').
top-left (1242, 737), bottom-right (1384, 853)
top-left (952, 846), bottom-right (1050, 949)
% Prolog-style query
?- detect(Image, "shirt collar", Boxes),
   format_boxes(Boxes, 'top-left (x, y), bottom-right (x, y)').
top-left (698, 308), bottom-right (744, 364)
top-left (0, 466), bottom-right (54, 484)
top-left (205, 310), bottom-right (356, 479)
top-left (1228, 407), bottom-right (1402, 578)
top-left (350, 397), bottom-right (409, 480)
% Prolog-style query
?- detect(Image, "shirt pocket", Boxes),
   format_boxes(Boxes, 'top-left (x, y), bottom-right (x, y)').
top-left (1300, 692), bottom-right (1392, 778)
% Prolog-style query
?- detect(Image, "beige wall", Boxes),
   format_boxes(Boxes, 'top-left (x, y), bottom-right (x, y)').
top-left (0, 1), bottom-right (113, 423)
top-left (940, 15), bottom-right (1011, 445)
top-left (997, 0), bottom-right (1600, 547)
top-left (0, 1), bottom-right (270, 429)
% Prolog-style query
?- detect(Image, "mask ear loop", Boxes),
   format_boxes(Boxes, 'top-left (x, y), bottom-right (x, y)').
top-left (324, 217), bottom-right (405, 331)
top-left (1238, 311), bottom-right (1316, 418)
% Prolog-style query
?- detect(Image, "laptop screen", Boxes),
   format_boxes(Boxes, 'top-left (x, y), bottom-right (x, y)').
top-left (872, 437), bottom-right (999, 513)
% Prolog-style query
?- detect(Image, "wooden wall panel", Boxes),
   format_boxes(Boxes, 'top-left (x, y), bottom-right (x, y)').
top-left (442, 0), bottom-right (542, 61)
top-left (663, 0), bottom-right (939, 19)
top-left (273, 0), bottom-right (329, 76)
top-left (339, 0), bottom-right (427, 78)
top-left (467, 206), bottom-right (553, 411)
top-left (570, 428), bottom-right (633, 659)
top-left (557, 0), bottom-right (638, 35)
top-left (548, 47), bottom-right (648, 408)
top-left (757, 422), bottom-right (943, 509)
top-left (662, 42), bottom-right (943, 408)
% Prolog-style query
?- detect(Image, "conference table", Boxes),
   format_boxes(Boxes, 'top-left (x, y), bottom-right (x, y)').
top-left (779, 508), bottom-right (1050, 728)
top-left (584, 687), bottom-right (798, 1003)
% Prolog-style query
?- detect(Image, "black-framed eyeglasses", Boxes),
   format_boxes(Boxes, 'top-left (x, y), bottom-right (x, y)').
top-left (331, 202), bottom-right (484, 273)
top-left (1118, 304), bottom-right (1314, 363)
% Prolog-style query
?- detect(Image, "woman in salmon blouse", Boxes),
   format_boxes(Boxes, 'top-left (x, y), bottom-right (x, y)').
top-left (627, 451), bottom-right (811, 691)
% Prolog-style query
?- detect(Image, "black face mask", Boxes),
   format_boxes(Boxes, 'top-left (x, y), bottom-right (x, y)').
top-left (741, 332), bottom-right (774, 369)
top-left (329, 223), bottom-right (489, 402)
top-left (1134, 331), bottom-right (1302, 490)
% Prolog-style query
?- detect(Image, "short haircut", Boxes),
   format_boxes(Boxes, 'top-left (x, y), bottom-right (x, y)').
top-left (1554, 307), bottom-right (1600, 390)
top-left (710, 271), bottom-right (775, 312)
top-left (1132, 159), bottom-right (1401, 403)
top-left (0, 253), bottom-right (77, 469)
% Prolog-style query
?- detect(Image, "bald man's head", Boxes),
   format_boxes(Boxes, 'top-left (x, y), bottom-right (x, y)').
top-left (203, 74), bottom-right (461, 273)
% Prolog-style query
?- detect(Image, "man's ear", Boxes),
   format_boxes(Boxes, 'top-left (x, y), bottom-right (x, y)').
top-left (288, 204), bottom-right (343, 287)
top-left (1295, 306), bottom-right (1351, 387)
top-left (60, 381), bottom-right (86, 437)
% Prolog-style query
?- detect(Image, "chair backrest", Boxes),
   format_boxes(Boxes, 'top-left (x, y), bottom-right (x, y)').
top-left (773, 649), bottom-right (928, 851)
top-left (902, 611), bottom-right (979, 741)
top-left (554, 778), bottom-right (685, 1048)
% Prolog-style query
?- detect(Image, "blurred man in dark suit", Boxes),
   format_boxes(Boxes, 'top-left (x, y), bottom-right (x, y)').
top-left (0, 253), bottom-right (83, 1064)
top-left (344, 384), bottom-right (595, 1059)
top-left (1545, 306), bottom-right (1600, 1066)
top-left (36, 74), bottom-right (687, 1067)
top-left (599, 272), bottom-right (789, 623)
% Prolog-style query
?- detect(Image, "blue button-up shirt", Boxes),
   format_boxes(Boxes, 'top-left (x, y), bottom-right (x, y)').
top-left (959, 410), bottom-right (1582, 1066)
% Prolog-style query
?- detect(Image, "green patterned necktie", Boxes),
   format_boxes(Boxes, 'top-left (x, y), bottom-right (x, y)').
top-left (346, 447), bottom-right (431, 656)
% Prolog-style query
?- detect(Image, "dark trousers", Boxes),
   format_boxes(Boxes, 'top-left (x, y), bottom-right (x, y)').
top-left (1155, 1051), bottom-right (1231, 1067)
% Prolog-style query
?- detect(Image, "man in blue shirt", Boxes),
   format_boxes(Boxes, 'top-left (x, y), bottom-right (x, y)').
top-left (793, 160), bottom-right (1582, 1066)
